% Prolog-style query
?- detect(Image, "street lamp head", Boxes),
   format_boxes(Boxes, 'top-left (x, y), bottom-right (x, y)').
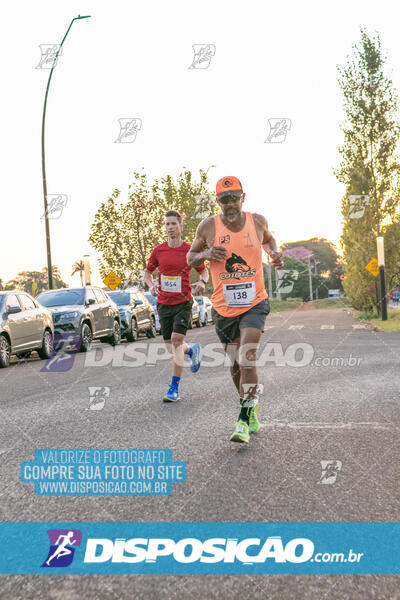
top-left (77, 15), bottom-right (91, 19)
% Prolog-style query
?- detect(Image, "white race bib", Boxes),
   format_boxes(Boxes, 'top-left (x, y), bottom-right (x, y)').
top-left (223, 282), bottom-right (256, 307)
top-left (161, 275), bottom-right (182, 293)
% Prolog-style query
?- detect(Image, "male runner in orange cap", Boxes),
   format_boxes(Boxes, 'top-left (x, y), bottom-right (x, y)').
top-left (187, 176), bottom-right (283, 442)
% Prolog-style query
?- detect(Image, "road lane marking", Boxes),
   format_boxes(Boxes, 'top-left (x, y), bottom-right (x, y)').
top-left (260, 421), bottom-right (392, 430)
top-left (321, 325), bottom-right (335, 329)
top-left (352, 324), bottom-right (367, 329)
top-left (288, 325), bottom-right (305, 330)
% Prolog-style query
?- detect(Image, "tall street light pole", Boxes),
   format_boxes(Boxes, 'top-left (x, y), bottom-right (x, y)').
top-left (41, 15), bottom-right (91, 289)
top-left (376, 236), bottom-right (388, 321)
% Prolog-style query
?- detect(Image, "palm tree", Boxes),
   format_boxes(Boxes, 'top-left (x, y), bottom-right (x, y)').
top-left (71, 261), bottom-right (85, 286)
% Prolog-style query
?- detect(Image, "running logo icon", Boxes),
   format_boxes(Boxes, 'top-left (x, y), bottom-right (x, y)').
top-left (318, 460), bottom-right (342, 485)
top-left (88, 386), bottom-right (110, 411)
top-left (188, 44), bottom-right (216, 69)
top-left (41, 529), bottom-right (82, 568)
top-left (42, 194), bottom-right (68, 220)
top-left (265, 118), bottom-right (291, 143)
top-left (276, 269), bottom-right (299, 294)
top-left (347, 195), bottom-right (369, 219)
top-left (36, 44), bottom-right (62, 69)
top-left (115, 118), bottom-right (142, 143)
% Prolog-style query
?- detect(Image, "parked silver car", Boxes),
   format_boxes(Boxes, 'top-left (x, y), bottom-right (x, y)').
top-left (36, 287), bottom-right (121, 352)
top-left (109, 290), bottom-right (157, 341)
top-left (0, 290), bottom-right (54, 368)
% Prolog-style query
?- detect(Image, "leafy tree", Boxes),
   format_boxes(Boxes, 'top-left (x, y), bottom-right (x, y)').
top-left (0, 279), bottom-right (3, 291)
top-left (282, 239), bottom-right (344, 293)
top-left (71, 260), bottom-right (85, 286)
top-left (281, 238), bottom-right (339, 275)
top-left (264, 255), bottom-right (327, 301)
top-left (5, 267), bottom-right (67, 294)
top-left (383, 221), bottom-right (400, 295)
top-left (159, 168), bottom-right (218, 243)
top-left (89, 169), bottom-right (216, 286)
top-left (336, 29), bottom-right (400, 311)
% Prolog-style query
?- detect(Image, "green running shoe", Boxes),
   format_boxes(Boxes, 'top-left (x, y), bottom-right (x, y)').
top-left (249, 404), bottom-right (260, 433)
top-left (230, 420), bottom-right (250, 443)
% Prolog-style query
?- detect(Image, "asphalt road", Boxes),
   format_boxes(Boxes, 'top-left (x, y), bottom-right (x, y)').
top-left (0, 307), bottom-right (399, 599)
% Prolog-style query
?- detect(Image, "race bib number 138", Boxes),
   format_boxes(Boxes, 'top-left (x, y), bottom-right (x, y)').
top-left (223, 282), bottom-right (256, 307)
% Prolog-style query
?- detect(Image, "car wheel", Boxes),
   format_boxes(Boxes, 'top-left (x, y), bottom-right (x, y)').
top-left (125, 318), bottom-right (138, 342)
top-left (195, 317), bottom-right (201, 328)
top-left (201, 316), bottom-right (207, 327)
top-left (79, 323), bottom-right (93, 353)
top-left (188, 315), bottom-right (193, 330)
top-left (106, 320), bottom-right (121, 346)
top-left (146, 317), bottom-right (157, 338)
top-left (38, 330), bottom-right (54, 360)
top-left (0, 335), bottom-right (11, 368)
top-left (16, 351), bottom-right (32, 359)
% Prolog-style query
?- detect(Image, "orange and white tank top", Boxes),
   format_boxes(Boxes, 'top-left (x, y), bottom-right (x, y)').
top-left (210, 212), bottom-right (268, 317)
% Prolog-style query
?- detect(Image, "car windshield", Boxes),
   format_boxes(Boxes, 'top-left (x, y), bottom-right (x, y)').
top-left (195, 297), bottom-right (203, 305)
top-left (109, 292), bottom-right (130, 306)
top-left (37, 290), bottom-right (85, 307)
top-left (144, 293), bottom-right (156, 306)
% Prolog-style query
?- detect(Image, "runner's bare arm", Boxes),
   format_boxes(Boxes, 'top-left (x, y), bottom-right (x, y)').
top-left (144, 269), bottom-right (158, 295)
top-left (192, 266), bottom-right (209, 294)
top-left (254, 213), bottom-right (284, 268)
top-left (187, 218), bottom-right (228, 267)
top-left (198, 267), bottom-right (209, 283)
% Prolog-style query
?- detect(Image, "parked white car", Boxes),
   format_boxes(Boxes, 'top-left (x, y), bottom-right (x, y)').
top-left (195, 296), bottom-right (213, 326)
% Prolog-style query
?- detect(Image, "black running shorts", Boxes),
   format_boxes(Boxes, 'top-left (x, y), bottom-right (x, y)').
top-left (212, 299), bottom-right (270, 344)
top-left (157, 299), bottom-right (193, 340)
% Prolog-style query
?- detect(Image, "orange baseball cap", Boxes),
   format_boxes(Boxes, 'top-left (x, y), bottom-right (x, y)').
top-left (216, 175), bottom-right (243, 198)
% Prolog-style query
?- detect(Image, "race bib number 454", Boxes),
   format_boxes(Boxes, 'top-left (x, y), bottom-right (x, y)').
top-left (223, 282), bottom-right (256, 307)
top-left (161, 275), bottom-right (182, 293)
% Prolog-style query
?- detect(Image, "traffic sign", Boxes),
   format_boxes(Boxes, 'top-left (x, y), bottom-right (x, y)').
top-left (103, 271), bottom-right (122, 290)
top-left (365, 258), bottom-right (379, 277)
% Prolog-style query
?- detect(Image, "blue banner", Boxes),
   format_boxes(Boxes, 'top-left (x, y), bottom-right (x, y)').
top-left (0, 522), bottom-right (399, 574)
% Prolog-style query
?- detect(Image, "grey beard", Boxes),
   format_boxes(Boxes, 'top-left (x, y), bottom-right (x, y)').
top-left (225, 211), bottom-right (241, 223)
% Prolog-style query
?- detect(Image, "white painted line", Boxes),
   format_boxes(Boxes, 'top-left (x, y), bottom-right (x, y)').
top-left (289, 325), bottom-right (304, 330)
top-left (259, 421), bottom-right (393, 431)
top-left (321, 325), bottom-right (334, 329)
top-left (352, 324), bottom-right (367, 329)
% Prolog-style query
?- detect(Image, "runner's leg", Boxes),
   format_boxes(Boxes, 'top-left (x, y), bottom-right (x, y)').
top-left (224, 338), bottom-right (240, 393)
top-left (237, 327), bottom-right (262, 423)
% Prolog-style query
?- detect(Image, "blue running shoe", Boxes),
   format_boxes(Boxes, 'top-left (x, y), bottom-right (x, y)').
top-left (163, 386), bottom-right (181, 402)
top-left (189, 343), bottom-right (201, 373)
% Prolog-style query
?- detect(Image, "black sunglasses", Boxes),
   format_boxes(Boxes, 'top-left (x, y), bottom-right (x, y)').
top-left (219, 194), bottom-right (242, 205)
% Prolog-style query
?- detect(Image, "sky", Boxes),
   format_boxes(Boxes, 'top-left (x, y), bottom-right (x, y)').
top-left (1, 0), bottom-right (400, 287)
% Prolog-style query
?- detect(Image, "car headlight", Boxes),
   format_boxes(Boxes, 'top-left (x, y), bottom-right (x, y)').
top-left (56, 311), bottom-right (80, 321)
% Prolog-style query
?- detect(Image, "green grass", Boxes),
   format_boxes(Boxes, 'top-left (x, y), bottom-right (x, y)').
top-left (307, 297), bottom-right (352, 309)
top-left (369, 308), bottom-right (400, 331)
top-left (269, 297), bottom-right (350, 313)
top-left (269, 298), bottom-right (303, 312)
